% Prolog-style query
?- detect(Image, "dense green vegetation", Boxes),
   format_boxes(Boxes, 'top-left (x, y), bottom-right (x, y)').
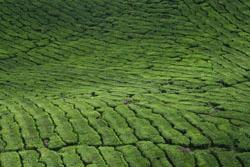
top-left (0, 0), bottom-right (250, 166)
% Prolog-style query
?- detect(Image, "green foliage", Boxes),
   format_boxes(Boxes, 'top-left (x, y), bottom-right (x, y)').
top-left (0, 0), bottom-right (249, 166)
top-left (0, 152), bottom-right (21, 167)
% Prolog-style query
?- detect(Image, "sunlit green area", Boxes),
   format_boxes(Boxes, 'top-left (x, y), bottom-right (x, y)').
top-left (0, 0), bottom-right (250, 166)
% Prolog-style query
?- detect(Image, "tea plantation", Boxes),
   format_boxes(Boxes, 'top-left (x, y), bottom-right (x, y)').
top-left (0, 0), bottom-right (250, 166)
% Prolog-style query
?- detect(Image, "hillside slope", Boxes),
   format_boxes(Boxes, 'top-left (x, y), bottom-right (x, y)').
top-left (0, 0), bottom-right (250, 166)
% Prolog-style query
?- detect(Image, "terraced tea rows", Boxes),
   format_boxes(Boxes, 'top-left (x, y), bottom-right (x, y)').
top-left (0, 0), bottom-right (250, 166)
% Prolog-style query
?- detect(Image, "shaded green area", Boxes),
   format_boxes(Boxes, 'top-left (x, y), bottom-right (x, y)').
top-left (0, 0), bottom-right (250, 166)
